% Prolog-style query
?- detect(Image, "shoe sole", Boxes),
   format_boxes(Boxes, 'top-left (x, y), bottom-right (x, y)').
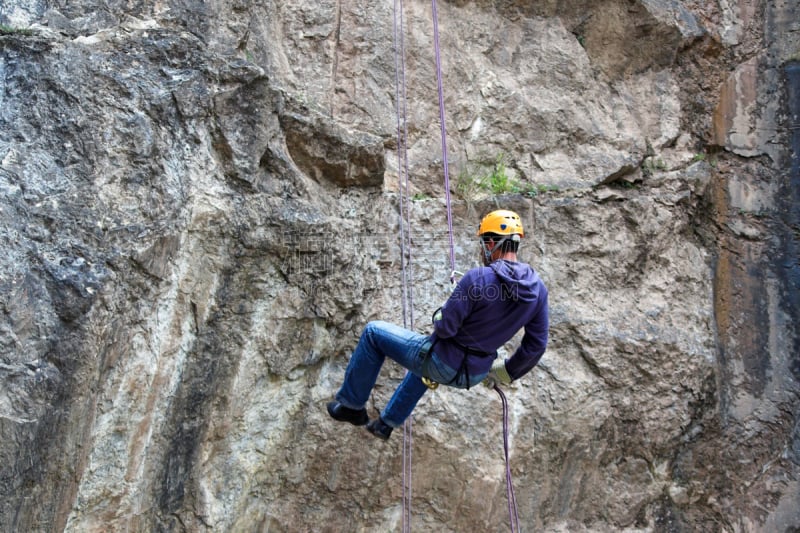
top-left (366, 420), bottom-right (392, 440)
top-left (326, 402), bottom-right (368, 426)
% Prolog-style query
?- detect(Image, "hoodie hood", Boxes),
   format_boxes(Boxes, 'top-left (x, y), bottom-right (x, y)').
top-left (489, 260), bottom-right (541, 303)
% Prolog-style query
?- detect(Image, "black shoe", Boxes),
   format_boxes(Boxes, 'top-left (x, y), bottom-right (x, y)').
top-left (326, 401), bottom-right (368, 426)
top-left (366, 417), bottom-right (394, 440)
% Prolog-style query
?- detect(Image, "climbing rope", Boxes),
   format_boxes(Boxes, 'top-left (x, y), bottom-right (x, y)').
top-left (392, 1), bottom-right (414, 532)
top-left (394, 0), bottom-right (413, 331)
top-left (430, 2), bottom-right (522, 531)
top-left (393, 2), bottom-right (520, 531)
top-left (430, 0), bottom-right (457, 282)
top-left (495, 385), bottom-right (521, 532)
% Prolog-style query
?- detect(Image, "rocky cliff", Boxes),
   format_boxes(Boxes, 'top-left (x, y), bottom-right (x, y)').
top-left (1, 1), bottom-right (798, 532)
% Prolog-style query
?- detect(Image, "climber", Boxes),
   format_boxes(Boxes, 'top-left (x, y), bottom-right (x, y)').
top-left (327, 209), bottom-right (549, 440)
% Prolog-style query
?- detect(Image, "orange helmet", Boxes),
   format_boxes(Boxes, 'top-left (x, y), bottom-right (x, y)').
top-left (477, 210), bottom-right (524, 237)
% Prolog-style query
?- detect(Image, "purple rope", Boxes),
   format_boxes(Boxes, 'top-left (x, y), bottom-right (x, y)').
top-left (430, 0), bottom-right (457, 280)
top-left (495, 385), bottom-right (520, 532)
top-left (393, 0), bottom-right (411, 331)
top-left (402, 415), bottom-right (413, 533)
top-left (393, 2), bottom-right (414, 532)
top-left (400, 6), bottom-right (414, 329)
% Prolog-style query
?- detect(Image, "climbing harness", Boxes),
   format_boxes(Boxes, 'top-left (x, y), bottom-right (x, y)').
top-left (391, 1), bottom-right (520, 531)
top-left (421, 376), bottom-right (439, 390)
top-left (419, 339), bottom-right (439, 390)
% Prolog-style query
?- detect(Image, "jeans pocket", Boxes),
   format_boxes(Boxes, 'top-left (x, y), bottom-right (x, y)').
top-left (423, 353), bottom-right (458, 384)
top-left (423, 354), bottom-right (490, 389)
top-left (468, 372), bottom-right (489, 388)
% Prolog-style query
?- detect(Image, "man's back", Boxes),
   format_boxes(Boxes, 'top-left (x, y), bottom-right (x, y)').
top-left (432, 259), bottom-right (549, 377)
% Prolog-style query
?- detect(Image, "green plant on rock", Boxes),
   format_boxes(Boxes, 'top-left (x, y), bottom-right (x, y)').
top-left (645, 157), bottom-right (667, 171)
top-left (692, 151), bottom-right (718, 168)
top-left (642, 156), bottom-right (667, 178)
top-left (455, 153), bottom-right (561, 202)
top-left (455, 164), bottom-right (487, 204)
top-left (522, 183), bottom-right (560, 198)
top-left (0, 24), bottom-right (36, 36)
top-left (485, 153), bottom-right (522, 194)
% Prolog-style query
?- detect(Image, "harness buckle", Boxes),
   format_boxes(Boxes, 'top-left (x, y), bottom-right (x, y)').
top-left (420, 340), bottom-right (439, 390)
top-left (422, 376), bottom-right (439, 390)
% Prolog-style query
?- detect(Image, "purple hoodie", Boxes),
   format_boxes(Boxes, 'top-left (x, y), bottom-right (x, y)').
top-left (430, 260), bottom-right (549, 380)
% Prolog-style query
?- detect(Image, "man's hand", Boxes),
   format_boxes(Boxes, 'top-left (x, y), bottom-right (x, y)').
top-left (483, 358), bottom-right (512, 388)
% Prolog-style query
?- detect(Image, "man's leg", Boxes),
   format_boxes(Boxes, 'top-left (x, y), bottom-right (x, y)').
top-left (333, 320), bottom-right (428, 418)
top-left (335, 320), bottom-right (428, 408)
top-left (335, 321), bottom-right (388, 409)
top-left (380, 371), bottom-right (429, 427)
top-left (366, 372), bottom-right (430, 440)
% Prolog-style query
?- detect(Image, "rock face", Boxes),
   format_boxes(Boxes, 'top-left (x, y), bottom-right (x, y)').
top-left (0, 1), bottom-right (798, 532)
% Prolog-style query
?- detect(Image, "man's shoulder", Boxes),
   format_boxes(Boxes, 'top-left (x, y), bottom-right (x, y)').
top-left (464, 265), bottom-right (494, 281)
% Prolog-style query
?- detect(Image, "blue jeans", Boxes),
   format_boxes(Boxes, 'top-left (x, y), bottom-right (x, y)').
top-left (335, 321), bottom-right (488, 428)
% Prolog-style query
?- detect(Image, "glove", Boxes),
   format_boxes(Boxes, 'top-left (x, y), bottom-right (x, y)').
top-left (431, 306), bottom-right (443, 325)
top-left (483, 358), bottom-right (512, 388)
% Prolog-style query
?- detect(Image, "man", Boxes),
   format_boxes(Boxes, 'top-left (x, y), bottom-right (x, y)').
top-left (327, 209), bottom-right (549, 440)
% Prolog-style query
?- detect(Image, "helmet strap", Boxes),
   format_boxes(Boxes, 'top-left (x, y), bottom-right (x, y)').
top-left (480, 239), bottom-right (493, 266)
top-left (480, 234), bottom-right (520, 266)
top-left (481, 236), bottom-right (508, 266)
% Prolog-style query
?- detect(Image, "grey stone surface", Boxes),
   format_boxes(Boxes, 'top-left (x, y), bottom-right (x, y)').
top-left (0, 1), bottom-right (798, 531)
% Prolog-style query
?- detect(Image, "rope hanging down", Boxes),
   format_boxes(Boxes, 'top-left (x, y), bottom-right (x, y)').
top-left (429, 1), bottom-right (522, 530)
top-left (394, 0), bottom-right (413, 332)
top-left (495, 385), bottom-right (521, 532)
top-left (392, 1), bottom-right (414, 532)
top-left (393, 2), bottom-right (520, 531)
top-left (430, 0), bottom-right (457, 282)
